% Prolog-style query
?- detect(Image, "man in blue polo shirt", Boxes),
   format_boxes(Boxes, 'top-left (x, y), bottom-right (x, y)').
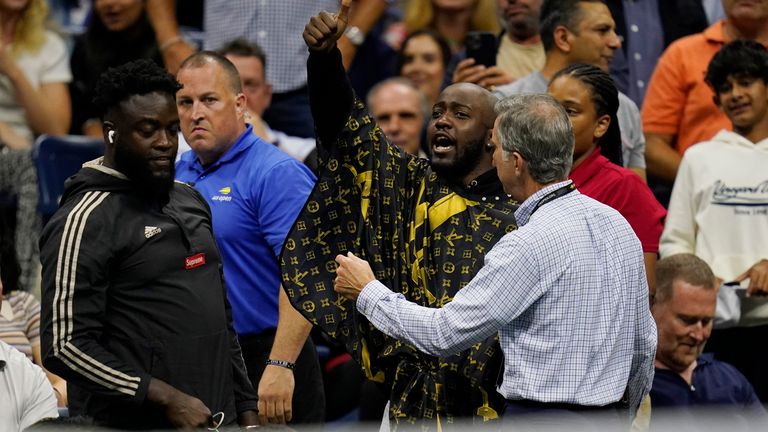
top-left (174, 52), bottom-right (322, 425)
top-left (650, 253), bottom-right (764, 424)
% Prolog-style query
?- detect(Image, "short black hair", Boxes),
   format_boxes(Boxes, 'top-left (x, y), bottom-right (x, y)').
top-left (93, 59), bottom-right (181, 120)
top-left (705, 40), bottom-right (768, 95)
top-left (551, 63), bottom-right (623, 167)
top-left (217, 38), bottom-right (267, 71)
top-left (540, 0), bottom-right (604, 52)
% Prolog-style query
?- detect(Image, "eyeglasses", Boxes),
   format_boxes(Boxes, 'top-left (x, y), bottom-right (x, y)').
top-left (207, 411), bottom-right (225, 431)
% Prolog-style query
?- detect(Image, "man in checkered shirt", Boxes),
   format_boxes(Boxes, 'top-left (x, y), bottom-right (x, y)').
top-left (335, 93), bottom-right (657, 427)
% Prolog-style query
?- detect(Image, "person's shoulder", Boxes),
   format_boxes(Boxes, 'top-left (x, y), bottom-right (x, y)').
top-left (6, 290), bottom-right (37, 308)
top-left (36, 30), bottom-right (68, 59)
top-left (664, 27), bottom-right (711, 54)
top-left (243, 134), bottom-right (295, 165)
top-left (0, 340), bottom-right (37, 371)
top-left (495, 72), bottom-right (543, 96)
top-left (570, 191), bottom-right (632, 227)
top-left (682, 132), bottom-right (736, 160)
top-left (53, 184), bottom-right (117, 223)
top-left (699, 354), bottom-right (747, 378)
top-left (175, 151), bottom-right (197, 175)
top-left (245, 137), bottom-right (315, 178)
top-left (42, 30), bottom-right (66, 46)
top-left (172, 180), bottom-right (207, 203)
top-left (600, 162), bottom-right (645, 186)
top-left (617, 91), bottom-right (640, 114)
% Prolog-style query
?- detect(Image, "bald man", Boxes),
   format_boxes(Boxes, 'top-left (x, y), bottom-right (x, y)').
top-left (279, 7), bottom-right (519, 428)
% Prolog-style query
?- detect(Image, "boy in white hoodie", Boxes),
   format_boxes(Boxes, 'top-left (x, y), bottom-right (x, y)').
top-left (660, 39), bottom-right (768, 402)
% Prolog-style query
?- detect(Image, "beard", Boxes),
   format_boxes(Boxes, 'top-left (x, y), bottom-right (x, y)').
top-left (430, 135), bottom-right (486, 182)
top-left (114, 145), bottom-right (175, 202)
top-left (508, 15), bottom-right (539, 41)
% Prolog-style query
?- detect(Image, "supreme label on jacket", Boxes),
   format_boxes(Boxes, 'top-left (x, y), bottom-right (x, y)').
top-left (185, 253), bottom-right (206, 269)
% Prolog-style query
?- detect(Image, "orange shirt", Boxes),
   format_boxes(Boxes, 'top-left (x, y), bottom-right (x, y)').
top-left (641, 21), bottom-right (731, 154)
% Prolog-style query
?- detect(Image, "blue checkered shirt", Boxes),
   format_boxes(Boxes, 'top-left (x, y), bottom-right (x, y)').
top-left (204, 0), bottom-right (339, 92)
top-left (358, 180), bottom-right (657, 417)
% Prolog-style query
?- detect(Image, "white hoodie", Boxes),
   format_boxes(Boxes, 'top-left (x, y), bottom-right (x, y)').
top-left (661, 130), bottom-right (768, 326)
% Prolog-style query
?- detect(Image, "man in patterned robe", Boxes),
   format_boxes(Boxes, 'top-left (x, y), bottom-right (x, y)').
top-left (280, 8), bottom-right (518, 429)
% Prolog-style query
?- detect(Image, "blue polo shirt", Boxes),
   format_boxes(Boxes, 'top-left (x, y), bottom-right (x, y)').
top-left (176, 126), bottom-right (316, 336)
top-left (650, 353), bottom-right (762, 409)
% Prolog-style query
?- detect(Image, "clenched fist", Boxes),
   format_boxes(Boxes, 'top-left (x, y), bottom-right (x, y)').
top-left (303, 0), bottom-right (353, 53)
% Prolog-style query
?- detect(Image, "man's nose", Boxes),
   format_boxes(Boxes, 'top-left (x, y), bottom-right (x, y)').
top-left (390, 115), bottom-right (403, 132)
top-left (190, 100), bottom-right (205, 121)
top-left (608, 31), bottom-right (621, 50)
top-left (690, 322), bottom-right (707, 343)
top-left (434, 113), bottom-right (450, 129)
top-left (157, 130), bottom-right (174, 149)
top-left (731, 84), bottom-right (747, 98)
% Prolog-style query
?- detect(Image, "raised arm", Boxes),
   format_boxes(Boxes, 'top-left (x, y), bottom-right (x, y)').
top-left (304, 3), bottom-right (355, 148)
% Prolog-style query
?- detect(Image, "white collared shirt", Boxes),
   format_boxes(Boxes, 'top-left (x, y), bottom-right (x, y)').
top-left (0, 340), bottom-right (58, 430)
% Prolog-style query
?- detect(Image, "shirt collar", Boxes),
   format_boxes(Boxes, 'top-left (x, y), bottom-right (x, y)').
top-left (703, 20), bottom-right (727, 44)
top-left (696, 352), bottom-right (715, 366)
top-left (0, 299), bottom-right (14, 321)
top-left (462, 168), bottom-right (507, 199)
top-left (569, 147), bottom-right (606, 187)
top-left (514, 179), bottom-right (574, 226)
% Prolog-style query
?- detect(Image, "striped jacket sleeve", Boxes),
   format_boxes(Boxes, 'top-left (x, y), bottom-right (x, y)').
top-left (39, 191), bottom-right (152, 404)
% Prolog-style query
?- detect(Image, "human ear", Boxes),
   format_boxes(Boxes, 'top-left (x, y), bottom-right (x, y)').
top-left (103, 121), bottom-right (116, 144)
top-left (553, 26), bottom-right (572, 53)
top-left (593, 114), bottom-right (611, 140)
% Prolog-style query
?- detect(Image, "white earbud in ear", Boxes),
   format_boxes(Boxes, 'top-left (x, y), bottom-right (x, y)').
top-left (108, 130), bottom-right (115, 144)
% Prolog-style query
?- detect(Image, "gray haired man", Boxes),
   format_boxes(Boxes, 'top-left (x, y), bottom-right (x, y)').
top-left (334, 94), bottom-right (656, 427)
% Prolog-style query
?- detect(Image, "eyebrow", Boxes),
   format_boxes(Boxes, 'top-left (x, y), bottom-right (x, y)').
top-left (447, 102), bottom-right (472, 110)
top-left (559, 98), bottom-right (582, 105)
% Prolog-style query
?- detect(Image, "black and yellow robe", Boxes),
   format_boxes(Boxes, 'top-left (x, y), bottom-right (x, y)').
top-left (280, 48), bottom-right (518, 429)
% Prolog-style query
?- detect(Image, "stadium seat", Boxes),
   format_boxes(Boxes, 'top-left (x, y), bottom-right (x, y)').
top-left (32, 134), bottom-right (104, 220)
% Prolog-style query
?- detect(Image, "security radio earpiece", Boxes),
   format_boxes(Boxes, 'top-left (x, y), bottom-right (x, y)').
top-left (108, 130), bottom-right (115, 144)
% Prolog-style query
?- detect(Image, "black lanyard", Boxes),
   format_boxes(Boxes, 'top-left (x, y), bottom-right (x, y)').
top-left (529, 182), bottom-right (576, 218)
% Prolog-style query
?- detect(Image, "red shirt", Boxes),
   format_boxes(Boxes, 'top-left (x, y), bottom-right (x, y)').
top-left (570, 148), bottom-right (666, 253)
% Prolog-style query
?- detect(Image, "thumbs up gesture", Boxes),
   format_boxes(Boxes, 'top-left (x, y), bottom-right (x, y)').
top-left (303, 0), bottom-right (353, 52)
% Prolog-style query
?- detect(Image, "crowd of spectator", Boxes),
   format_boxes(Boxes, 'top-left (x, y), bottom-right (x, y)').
top-left (1, 0), bottom-right (768, 430)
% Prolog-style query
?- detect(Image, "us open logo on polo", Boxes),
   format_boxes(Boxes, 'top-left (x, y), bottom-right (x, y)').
top-left (212, 186), bottom-right (232, 202)
top-left (185, 253), bottom-right (206, 270)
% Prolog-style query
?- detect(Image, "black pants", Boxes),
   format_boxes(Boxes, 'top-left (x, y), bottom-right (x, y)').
top-left (239, 331), bottom-right (325, 424)
top-left (503, 400), bottom-right (629, 431)
top-left (706, 324), bottom-right (768, 402)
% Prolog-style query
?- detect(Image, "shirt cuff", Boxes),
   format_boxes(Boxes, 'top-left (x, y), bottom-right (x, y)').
top-left (356, 280), bottom-right (391, 315)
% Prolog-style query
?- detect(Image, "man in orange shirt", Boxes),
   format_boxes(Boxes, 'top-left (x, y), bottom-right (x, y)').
top-left (642, 0), bottom-right (768, 192)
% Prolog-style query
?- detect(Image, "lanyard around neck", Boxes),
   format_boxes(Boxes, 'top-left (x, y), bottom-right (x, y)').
top-left (529, 182), bottom-right (576, 218)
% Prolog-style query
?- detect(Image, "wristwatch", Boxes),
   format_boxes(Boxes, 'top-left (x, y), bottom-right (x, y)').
top-left (345, 25), bottom-right (365, 46)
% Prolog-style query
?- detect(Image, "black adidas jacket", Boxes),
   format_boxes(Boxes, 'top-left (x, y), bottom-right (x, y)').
top-left (39, 161), bottom-right (257, 428)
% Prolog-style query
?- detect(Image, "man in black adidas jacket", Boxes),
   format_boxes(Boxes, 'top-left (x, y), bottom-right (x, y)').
top-left (38, 60), bottom-right (258, 430)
